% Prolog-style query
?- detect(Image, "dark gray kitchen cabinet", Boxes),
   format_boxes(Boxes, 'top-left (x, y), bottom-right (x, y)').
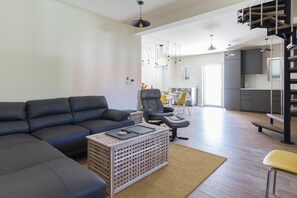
top-left (242, 49), bottom-right (262, 74)
top-left (240, 91), bottom-right (252, 111)
top-left (224, 50), bottom-right (241, 110)
top-left (225, 90), bottom-right (240, 110)
top-left (224, 59), bottom-right (241, 89)
top-left (240, 90), bottom-right (281, 113)
top-left (272, 91), bottom-right (281, 113)
top-left (252, 90), bottom-right (270, 112)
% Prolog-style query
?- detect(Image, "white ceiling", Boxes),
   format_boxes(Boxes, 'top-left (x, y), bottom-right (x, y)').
top-left (56, 0), bottom-right (286, 56)
top-left (143, 10), bottom-right (276, 56)
top-left (56, 0), bottom-right (180, 22)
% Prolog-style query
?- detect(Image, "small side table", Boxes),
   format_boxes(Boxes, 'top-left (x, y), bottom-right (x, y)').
top-left (126, 110), bottom-right (143, 124)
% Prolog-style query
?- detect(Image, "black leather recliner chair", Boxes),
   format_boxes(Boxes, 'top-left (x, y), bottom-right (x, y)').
top-left (140, 89), bottom-right (174, 125)
top-left (140, 89), bottom-right (190, 142)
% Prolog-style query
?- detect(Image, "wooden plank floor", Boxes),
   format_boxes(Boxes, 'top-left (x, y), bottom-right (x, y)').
top-left (175, 107), bottom-right (297, 198)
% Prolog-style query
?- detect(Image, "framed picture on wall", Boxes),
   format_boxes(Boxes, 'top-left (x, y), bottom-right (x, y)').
top-left (183, 65), bottom-right (190, 81)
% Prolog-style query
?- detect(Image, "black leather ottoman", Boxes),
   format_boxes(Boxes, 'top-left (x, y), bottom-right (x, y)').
top-left (163, 115), bottom-right (190, 142)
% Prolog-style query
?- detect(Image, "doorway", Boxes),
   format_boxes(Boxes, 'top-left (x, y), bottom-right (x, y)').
top-left (202, 64), bottom-right (223, 107)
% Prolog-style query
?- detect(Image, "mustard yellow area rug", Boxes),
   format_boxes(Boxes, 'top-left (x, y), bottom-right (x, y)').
top-left (113, 143), bottom-right (227, 198)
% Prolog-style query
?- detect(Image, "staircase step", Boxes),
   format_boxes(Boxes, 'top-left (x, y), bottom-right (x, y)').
top-left (287, 43), bottom-right (297, 51)
top-left (250, 16), bottom-right (274, 25)
top-left (288, 56), bottom-right (297, 62)
top-left (252, 121), bottom-right (283, 134)
top-left (250, 16), bottom-right (287, 29)
top-left (289, 67), bottom-right (297, 73)
top-left (291, 99), bottom-right (297, 104)
top-left (241, 4), bottom-right (285, 13)
top-left (268, 16), bottom-right (287, 26)
top-left (291, 108), bottom-right (297, 114)
top-left (290, 89), bottom-right (297, 94)
top-left (238, 12), bottom-right (287, 23)
top-left (243, 12), bottom-right (286, 18)
top-left (290, 79), bottom-right (297, 84)
top-left (268, 23), bottom-right (297, 33)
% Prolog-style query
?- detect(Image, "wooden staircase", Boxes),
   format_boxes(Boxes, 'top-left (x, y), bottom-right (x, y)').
top-left (238, 0), bottom-right (296, 144)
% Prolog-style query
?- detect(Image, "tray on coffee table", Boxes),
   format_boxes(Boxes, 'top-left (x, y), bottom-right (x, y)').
top-left (105, 125), bottom-right (155, 140)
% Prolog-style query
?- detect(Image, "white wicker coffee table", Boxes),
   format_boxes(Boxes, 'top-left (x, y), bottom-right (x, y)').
top-left (87, 123), bottom-right (169, 197)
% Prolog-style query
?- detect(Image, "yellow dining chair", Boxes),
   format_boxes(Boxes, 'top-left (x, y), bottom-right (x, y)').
top-left (263, 150), bottom-right (297, 198)
top-left (164, 89), bottom-right (170, 94)
top-left (161, 94), bottom-right (169, 106)
top-left (176, 92), bottom-right (191, 115)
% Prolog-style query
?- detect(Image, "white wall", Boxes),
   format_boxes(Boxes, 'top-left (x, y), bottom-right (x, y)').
top-left (0, 0), bottom-right (141, 109)
top-left (170, 52), bottom-right (224, 106)
top-left (141, 64), bottom-right (159, 89)
top-left (141, 64), bottom-right (170, 90)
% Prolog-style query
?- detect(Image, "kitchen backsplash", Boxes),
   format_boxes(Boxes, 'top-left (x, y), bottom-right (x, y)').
top-left (244, 74), bottom-right (281, 89)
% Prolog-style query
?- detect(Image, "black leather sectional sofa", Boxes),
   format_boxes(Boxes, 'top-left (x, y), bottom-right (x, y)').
top-left (0, 96), bottom-right (134, 198)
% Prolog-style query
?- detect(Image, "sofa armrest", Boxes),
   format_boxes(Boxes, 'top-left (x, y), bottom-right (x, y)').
top-left (164, 107), bottom-right (174, 113)
top-left (102, 109), bottom-right (130, 122)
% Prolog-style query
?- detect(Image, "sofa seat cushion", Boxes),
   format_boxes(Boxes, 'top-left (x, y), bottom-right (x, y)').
top-left (0, 158), bottom-right (106, 198)
top-left (0, 141), bottom-right (65, 176)
top-left (78, 119), bottom-right (134, 134)
top-left (0, 134), bottom-right (39, 149)
top-left (31, 125), bottom-right (90, 154)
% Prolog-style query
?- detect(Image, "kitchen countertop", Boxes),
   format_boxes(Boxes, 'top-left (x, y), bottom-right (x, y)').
top-left (240, 88), bottom-right (281, 90)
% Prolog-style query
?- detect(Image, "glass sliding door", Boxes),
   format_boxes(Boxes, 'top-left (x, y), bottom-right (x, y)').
top-left (202, 64), bottom-right (223, 107)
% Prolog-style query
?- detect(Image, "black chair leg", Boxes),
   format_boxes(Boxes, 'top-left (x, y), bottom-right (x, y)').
top-left (170, 129), bottom-right (177, 142)
top-left (177, 136), bottom-right (189, 140)
top-left (170, 128), bottom-right (188, 142)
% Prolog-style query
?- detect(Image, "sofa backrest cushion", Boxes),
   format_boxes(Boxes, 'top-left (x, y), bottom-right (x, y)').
top-left (0, 102), bottom-right (29, 136)
top-left (27, 98), bottom-right (73, 132)
top-left (69, 96), bottom-right (108, 123)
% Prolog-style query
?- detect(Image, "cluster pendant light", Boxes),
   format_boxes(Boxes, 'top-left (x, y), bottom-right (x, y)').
top-left (131, 1), bottom-right (151, 28)
top-left (142, 41), bottom-right (182, 69)
top-left (208, 35), bottom-right (216, 50)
